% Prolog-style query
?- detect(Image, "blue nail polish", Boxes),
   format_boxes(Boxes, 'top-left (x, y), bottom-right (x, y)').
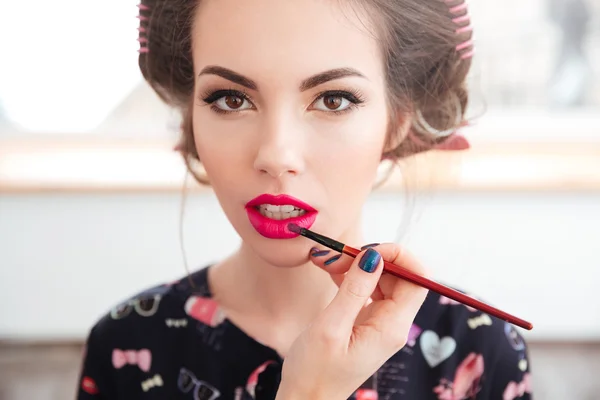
top-left (361, 243), bottom-right (380, 250)
top-left (312, 249), bottom-right (331, 257)
top-left (324, 254), bottom-right (341, 265)
top-left (359, 248), bottom-right (381, 273)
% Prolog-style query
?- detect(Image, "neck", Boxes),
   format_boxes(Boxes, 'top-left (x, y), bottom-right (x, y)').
top-left (236, 243), bottom-right (336, 321)
top-left (211, 220), bottom-right (365, 331)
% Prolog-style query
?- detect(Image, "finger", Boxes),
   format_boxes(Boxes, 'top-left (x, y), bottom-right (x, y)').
top-left (330, 273), bottom-right (345, 288)
top-left (359, 245), bottom-right (429, 347)
top-left (371, 244), bottom-right (429, 301)
top-left (317, 248), bottom-right (384, 335)
top-left (313, 243), bottom-right (427, 305)
top-left (309, 243), bottom-right (380, 275)
top-left (331, 272), bottom-right (384, 303)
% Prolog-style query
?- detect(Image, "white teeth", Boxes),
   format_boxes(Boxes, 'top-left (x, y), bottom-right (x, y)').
top-left (262, 204), bottom-right (301, 213)
top-left (258, 204), bottom-right (307, 220)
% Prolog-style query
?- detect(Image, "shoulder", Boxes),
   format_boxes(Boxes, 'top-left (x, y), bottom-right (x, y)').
top-left (411, 289), bottom-right (532, 398)
top-left (85, 267), bottom-right (212, 347)
top-left (77, 268), bottom-right (217, 397)
top-left (416, 288), bottom-right (529, 352)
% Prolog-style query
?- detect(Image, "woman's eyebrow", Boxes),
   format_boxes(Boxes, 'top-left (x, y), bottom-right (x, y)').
top-left (299, 68), bottom-right (367, 91)
top-left (198, 66), bottom-right (367, 92)
top-left (198, 66), bottom-right (258, 90)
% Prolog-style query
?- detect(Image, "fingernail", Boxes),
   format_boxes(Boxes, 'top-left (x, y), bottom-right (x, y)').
top-left (311, 248), bottom-right (331, 257)
top-left (324, 254), bottom-right (341, 265)
top-left (359, 248), bottom-right (381, 273)
top-left (361, 243), bottom-right (380, 250)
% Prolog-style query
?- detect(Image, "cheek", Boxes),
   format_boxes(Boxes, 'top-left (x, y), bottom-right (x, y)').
top-left (308, 113), bottom-right (387, 215)
top-left (312, 108), bottom-right (387, 175)
top-left (191, 118), bottom-right (250, 208)
top-left (192, 117), bottom-right (252, 175)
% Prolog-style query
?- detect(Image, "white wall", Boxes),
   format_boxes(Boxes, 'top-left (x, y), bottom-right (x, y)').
top-left (1, 191), bottom-right (598, 341)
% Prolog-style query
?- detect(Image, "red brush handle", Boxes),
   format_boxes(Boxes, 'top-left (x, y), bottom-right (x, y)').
top-left (343, 245), bottom-right (533, 330)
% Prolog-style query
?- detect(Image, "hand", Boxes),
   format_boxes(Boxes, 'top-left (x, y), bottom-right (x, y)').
top-left (276, 244), bottom-right (429, 400)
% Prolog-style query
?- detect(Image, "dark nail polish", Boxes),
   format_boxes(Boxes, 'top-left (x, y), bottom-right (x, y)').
top-left (324, 254), bottom-right (341, 265)
top-left (359, 248), bottom-right (381, 273)
top-left (311, 249), bottom-right (331, 257)
top-left (361, 243), bottom-right (380, 250)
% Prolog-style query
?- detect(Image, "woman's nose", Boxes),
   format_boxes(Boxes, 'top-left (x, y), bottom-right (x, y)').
top-left (253, 114), bottom-right (305, 179)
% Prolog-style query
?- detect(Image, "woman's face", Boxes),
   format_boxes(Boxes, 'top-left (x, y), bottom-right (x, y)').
top-left (192, 0), bottom-right (393, 267)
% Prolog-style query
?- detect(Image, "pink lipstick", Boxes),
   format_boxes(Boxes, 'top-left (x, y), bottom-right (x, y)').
top-left (245, 194), bottom-right (318, 239)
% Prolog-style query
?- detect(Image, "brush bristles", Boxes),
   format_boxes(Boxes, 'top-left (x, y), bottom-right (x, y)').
top-left (287, 223), bottom-right (303, 234)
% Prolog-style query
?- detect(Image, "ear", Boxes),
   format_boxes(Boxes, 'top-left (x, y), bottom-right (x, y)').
top-left (381, 112), bottom-right (413, 158)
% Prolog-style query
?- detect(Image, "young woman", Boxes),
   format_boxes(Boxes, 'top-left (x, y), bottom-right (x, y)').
top-left (77, 0), bottom-right (532, 399)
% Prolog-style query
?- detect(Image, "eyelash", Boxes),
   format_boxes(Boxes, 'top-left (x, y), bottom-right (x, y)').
top-left (199, 88), bottom-right (366, 115)
top-left (314, 89), bottom-right (365, 115)
top-left (200, 89), bottom-right (254, 115)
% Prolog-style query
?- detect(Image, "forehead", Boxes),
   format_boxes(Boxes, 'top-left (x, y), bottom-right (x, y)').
top-left (192, 0), bottom-right (384, 81)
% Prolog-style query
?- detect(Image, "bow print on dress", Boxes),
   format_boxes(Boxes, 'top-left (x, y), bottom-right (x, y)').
top-left (112, 348), bottom-right (152, 372)
top-left (141, 374), bottom-right (164, 392)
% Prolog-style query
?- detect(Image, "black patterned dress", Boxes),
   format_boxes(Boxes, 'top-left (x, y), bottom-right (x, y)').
top-left (77, 267), bottom-right (533, 399)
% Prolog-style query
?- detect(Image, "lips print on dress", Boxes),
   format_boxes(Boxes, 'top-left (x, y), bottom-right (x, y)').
top-left (81, 376), bottom-right (99, 395)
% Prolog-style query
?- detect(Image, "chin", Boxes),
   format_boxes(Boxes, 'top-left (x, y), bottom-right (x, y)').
top-left (251, 233), bottom-right (316, 268)
top-left (231, 210), bottom-right (346, 268)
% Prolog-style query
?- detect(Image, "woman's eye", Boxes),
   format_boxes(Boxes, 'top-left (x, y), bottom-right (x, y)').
top-left (214, 95), bottom-right (253, 111)
top-left (312, 95), bottom-right (352, 112)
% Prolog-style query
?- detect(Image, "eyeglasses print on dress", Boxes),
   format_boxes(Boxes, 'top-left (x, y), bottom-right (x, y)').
top-left (178, 368), bottom-right (221, 400)
top-left (110, 294), bottom-right (162, 319)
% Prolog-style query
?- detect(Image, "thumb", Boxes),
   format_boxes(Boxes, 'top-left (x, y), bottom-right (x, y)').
top-left (319, 248), bottom-right (384, 334)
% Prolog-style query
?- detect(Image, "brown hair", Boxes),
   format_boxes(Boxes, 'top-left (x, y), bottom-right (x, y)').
top-left (138, 0), bottom-right (473, 185)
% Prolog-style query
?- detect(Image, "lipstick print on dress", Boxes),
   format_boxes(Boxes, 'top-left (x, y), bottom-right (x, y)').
top-left (186, 295), bottom-right (227, 350)
top-left (185, 296), bottom-right (226, 327)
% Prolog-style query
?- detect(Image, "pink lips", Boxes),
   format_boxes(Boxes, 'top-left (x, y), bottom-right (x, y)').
top-left (245, 194), bottom-right (317, 239)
